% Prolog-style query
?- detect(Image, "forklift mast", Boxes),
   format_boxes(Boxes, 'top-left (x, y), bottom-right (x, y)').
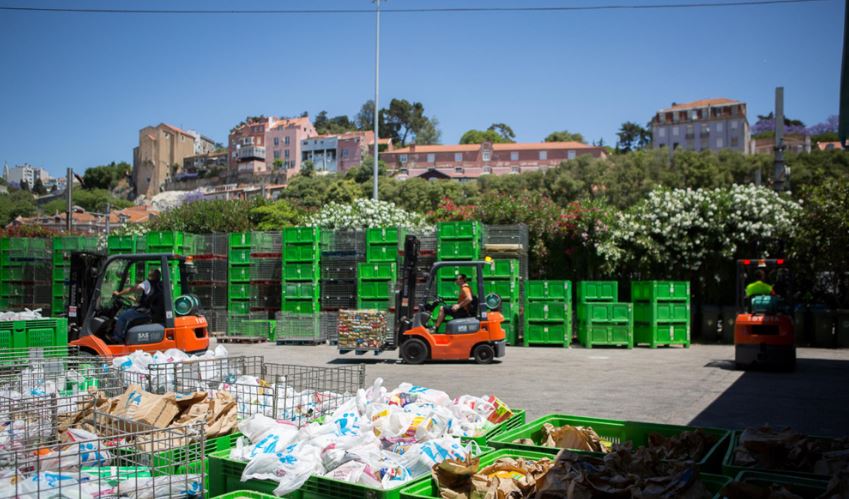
top-left (393, 235), bottom-right (421, 347)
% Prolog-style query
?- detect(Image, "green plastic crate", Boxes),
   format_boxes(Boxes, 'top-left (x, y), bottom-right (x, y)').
top-left (526, 302), bottom-right (570, 322)
top-left (634, 323), bottom-right (690, 348)
top-left (282, 299), bottom-right (319, 314)
top-left (578, 302), bottom-right (633, 324)
top-left (491, 414), bottom-right (730, 471)
top-left (527, 280), bottom-right (572, 302)
top-left (228, 283), bottom-right (250, 300)
top-left (722, 431), bottom-right (844, 481)
top-left (437, 240), bottom-right (481, 261)
top-left (358, 262), bottom-right (397, 281)
top-left (481, 259), bottom-right (519, 279)
top-left (436, 265), bottom-right (478, 281)
top-left (146, 231), bottom-right (184, 250)
top-left (107, 235), bottom-right (137, 253)
top-left (437, 279), bottom-right (478, 299)
top-left (357, 298), bottom-right (392, 310)
top-left (399, 447), bottom-right (548, 499)
top-left (229, 249), bottom-right (251, 265)
top-left (366, 227), bottom-right (404, 244)
top-left (211, 492), bottom-right (278, 499)
top-left (283, 243), bottom-right (320, 263)
top-left (229, 264), bottom-right (251, 282)
top-left (577, 281), bottom-right (618, 303)
top-left (524, 322), bottom-right (570, 346)
top-left (501, 320), bottom-right (517, 345)
top-left (723, 471), bottom-right (829, 498)
top-left (0, 318), bottom-right (68, 352)
top-left (631, 280), bottom-right (690, 302)
top-left (463, 409), bottom-right (526, 446)
top-left (366, 243), bottom-right (399, 263)
top-left (357, 280), bottom-right (393, 300)
top-left (484, 280), bottom-right (518, 302)
top-left (283, 263), bottom-right (320, 281)
top-left (634, 301), bottom-right (690, 324)
top-left (577, 323), bottom-right (633, 348)
top-left (282, 282), bottom-right (320, 300)
top-left (52, 266), bottom-right (69, 281)
top-left (228, 300), bottom-right (250, 315)
top-left (229, 232), bottom-right (252, 249)
top-left (154, 432), bottom-right (241, 475)
top-left (284, 226), bottom-right (321, 244)
top-left (1, 266), bottom-right (25, 281)
top-left (437, 221), bottom-right (482, 240)
top-left (208, 449), bottom-right (290, 497)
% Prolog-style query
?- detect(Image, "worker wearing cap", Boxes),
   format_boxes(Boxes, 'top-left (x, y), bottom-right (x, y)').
top-left (746, 268), bottom-right (774, 298)
top-left (432, 274), bottom-right (474, 331)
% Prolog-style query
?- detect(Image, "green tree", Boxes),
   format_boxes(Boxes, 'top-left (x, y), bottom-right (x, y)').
top-left (616, 122), bottom-right (651, 153)
top-left (146, 199), bottom-right (260, 233)
top-left (300, 160), bottom-right (315, 178)
top-left (0, 190), bottom-right (36, 225)
top-left (415, 116), bottom-right (441, 145)
top-left (250, 199), bottom-right (303, 230)
top-left (82, 162), bottom-right (131, 190)
top-left (19, 180), bottom-right (29, 192)
top-left (273, 159), bottom-right (284, 170)
top-left (487, 123), bottom-right (516, 143)
top-left (545, 130), bottom-right (585, 143)
top-left (43, 188), bottom-right (130, 213)
top-left (32, 177), bottom-right (47, 195)
top-left (384, 99), bottom-right (427, 146)
top-left (345, 156), bottom-right (387, 184)
top-left (314, 111), bottom-right (357, 135)
top-left (459, 129), bottom-right (511, 144)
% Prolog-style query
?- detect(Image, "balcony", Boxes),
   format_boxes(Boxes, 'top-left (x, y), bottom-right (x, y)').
top-left (238, 146), bottom-right (265, 161)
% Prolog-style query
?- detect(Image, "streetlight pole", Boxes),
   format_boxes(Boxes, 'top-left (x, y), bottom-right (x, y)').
top-left (372, 0), bottom-right (381, 200)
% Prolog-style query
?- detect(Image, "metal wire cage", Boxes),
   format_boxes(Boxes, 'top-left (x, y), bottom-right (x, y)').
top-left (274, 312), bottom-right (323, 343)
top-left (0, 410), bottom-right (205, 498)
top-left (250, 231), bottom-right (282, 254)
top-left (320, 229), bottom-right (366, 258)
top-left (192, 233), bottom-right (229, 257)
top-left (174, 361), bottom-right (365, 426)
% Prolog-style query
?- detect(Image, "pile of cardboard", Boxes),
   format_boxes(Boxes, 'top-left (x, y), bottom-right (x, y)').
top-left (337, 309), bottom-right (390, 350)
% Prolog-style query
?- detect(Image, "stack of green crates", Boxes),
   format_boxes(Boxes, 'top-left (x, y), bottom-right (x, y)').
top-left (577, 281), bottom-right (633, 348)
top-left (0, 237), bottom-right (52, 313)
top-left (145, 231), bottom-right (191, 297)
top-left (51, 236), bottom-right (99, 313)
top-left (281, 227), bottom-right (320, 314)
top-left (228, 232), bottom-right (251, 316)
top-left (483, 259), bottom-right (521, 345)
top-left (632, 281), bottom-right (691, 348)
top-left (524, 280), bottom-right (572, 347)
top-left (356, 228), bottom-right (399, 310)
top-left (436, 221), bottom-right (482, 260)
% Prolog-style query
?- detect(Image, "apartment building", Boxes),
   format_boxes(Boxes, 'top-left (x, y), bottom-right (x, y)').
top-left (228, 117), bottom-right (274, 174)
top-left (133, 123), bottom-right (197, 198)
top-left (337, 131), bottom-right (392, 173)
top-left (301, 136), bottom-right (339, 174)
top-left (3, 163), bottom-right (50, 188)
top-left (650, 98), bottom-right (750, 153)
top-left (266, 116), bottom-right (317, 175)
top-left (381, 141), bottom-right (606, 181)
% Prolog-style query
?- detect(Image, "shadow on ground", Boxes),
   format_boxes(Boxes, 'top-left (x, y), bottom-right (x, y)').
top-left (691, 357), bottom-right (849, 436)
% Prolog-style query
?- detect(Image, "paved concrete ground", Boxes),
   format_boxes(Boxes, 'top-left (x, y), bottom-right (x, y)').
top-left (223, 343), bottom-right (849, 436)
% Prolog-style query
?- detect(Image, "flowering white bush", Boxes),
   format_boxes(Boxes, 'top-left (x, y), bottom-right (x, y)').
top-left (598, 184), bottom-right (801, 275)
top-left (305, 198), bottom-right (430, 231)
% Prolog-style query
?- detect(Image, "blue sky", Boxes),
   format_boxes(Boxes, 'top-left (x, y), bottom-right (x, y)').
top-left (0, 0), bottom-right (842, 178)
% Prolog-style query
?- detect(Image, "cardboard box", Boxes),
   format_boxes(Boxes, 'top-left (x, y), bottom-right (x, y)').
top-left (112, 384), bottom-right (179, 429)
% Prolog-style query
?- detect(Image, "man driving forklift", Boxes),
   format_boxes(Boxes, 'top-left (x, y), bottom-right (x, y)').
top-left (431, 273), bottom-right (474, 332)
top-left (110, 267), bottom-right (164, 343)
top-left (745, 266), bottom-right (774, 298)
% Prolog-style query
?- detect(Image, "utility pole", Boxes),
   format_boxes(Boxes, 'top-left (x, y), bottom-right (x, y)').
top-left (372, 0), bottom-right (382, 201)
top-left (774, 87), bottom-right (786, 192)
top-left (65, 168), bottom-right (73, 232)
top-left (105, 203), bottom-right (111, 234)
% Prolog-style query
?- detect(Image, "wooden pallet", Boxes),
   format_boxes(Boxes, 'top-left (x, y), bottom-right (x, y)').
top-left (275, 339), bottom-right (326, 346)
top-left (213, 333), bottom-right (267, 344)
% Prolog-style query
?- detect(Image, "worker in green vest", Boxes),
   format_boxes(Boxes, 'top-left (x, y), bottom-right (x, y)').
top-left (746, 269), bottom-right (774, 298)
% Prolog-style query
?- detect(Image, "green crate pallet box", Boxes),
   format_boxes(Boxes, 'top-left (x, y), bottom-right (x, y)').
top-left (366, 227), bottom-right (405, 244)
top-left (357, 298), bottom-right (393, 310)
top-left (282, 282), bottom-right (320, 300)
top-left (211, 492), bottom-right (278, 499)
top-left (107, 235), bottom-right (137, 254)
top-left (491, 414), bottom-right (730, 471)
top-left (578, 302), bottom-right (633, 324)
top-left (283, 242), bottom-right (320, 263)
top-left (283, 263), bottom-right (321, 282)
top-left (437, 279), bottom-right (477, 299)
top-left (631, 280), bottom-right (690, 302)
top-left (484, 279), bottom-right (518, 302)
top-left (229, 232), bottom-right (252, 249)
top-left (282, 298), bottom-right (320, 314)
top-left (229, 283), bottom-right (251, 300)
top-left (358, 280), bottom-right (393, 300)
top-left (634, 323), bottom-right (690, 348)
top-left (725, 471), bottom-right (829, 497)
top-left (722, 432), bottom-right (843, 481)
top-left (366, 243), bottom-right (399, 263)
top-left (0, 318), bottom-right (69, 352)
top-left (578, 323), bottom-right (633, 348)
top-left (577, 280), bottom-right (618, 303)
top-left (481, 259), bottom-right (520, 279)
top-left (229, 248), bottom-right (252, 265)
top-left (2, 266), bottom-right (25, 281)
top-left (228, 300), bottom-right (251, 315)
top-left (527, 280), bottom-right (572, 302)
top-left (633, 301), bottom-right (690, 324)
top-left (437, 220), bottom-right (482, 240)
top-left (437, 239), bottom-right (481, 261)
top-left (358, 262), bottom-right (397, 281)
top-left (526, 301), bottom-right (570, 322)
top-left (524, 322), bottom-right (571, 347)
top-left (436, 265), bottom-right (478, 281)
top-left (283, 226), bottom-right (321, 244)
top-left (145, 231), bottom-right (186, 253)
top-left (229, 264), bottom-right (251, 282)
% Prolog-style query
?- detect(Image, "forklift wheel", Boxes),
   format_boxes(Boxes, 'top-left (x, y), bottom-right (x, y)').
top-left (472, 344), bottom-right (495, 365)
top-left (401, 338), bottom-right (429, 364)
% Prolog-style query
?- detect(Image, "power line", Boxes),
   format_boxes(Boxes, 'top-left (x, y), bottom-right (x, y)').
top-left (0, 0), bottom-right (827, 15)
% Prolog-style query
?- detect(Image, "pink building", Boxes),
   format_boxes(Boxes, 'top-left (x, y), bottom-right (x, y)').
top-left (228, 117), bottom-right (275, 173)
top-left (265, 116), bottom-right (317, 176)
top-left (336, 131), bottom-right (393, 173)
top-left (382, 141), bottom-right (607, 181)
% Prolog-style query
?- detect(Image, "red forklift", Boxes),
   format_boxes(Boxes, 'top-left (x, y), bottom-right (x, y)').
top-left (734, 258), bottom-right (795, 371)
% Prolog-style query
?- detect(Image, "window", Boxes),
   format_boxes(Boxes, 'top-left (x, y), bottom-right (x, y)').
top-left (400, 154), bottom-right (408, 163)
top-left (715, 122), bottom-right (723, 133)
top-left (567, 150), bottom-right (577, 160)
top-left (483, 166), bottom-right (492, 173)
top-left (482, 151), bottom-right (491, 162)
top-left (454, 152), bottom-right (463, 162)
top-left (342, 149), bottom-right (348, 158)
top-left (539, 151), bottom-right (548, 160)
top-left (730, 137), bottom-right (739, 146)
top-left (273, 150), bottom-right (280, 160)
top-left (658, 127), bottom-right (666, 138)
top-left (273, 137), bottom-right (279, 146)
top-left (510, 151), bottom-right (519, 161)
top-left (284, 136), bottom-right (290, 145)
top-left (672, 127), bottom-right (679, 137)
top-left (716, 138), bottom-right (724, 148)
top-left (427, 153), bottom-right (435, 163)
top-left (511, 166), bottom-right (520, 173)
top-left (730, 120), bottom-right (738, 130)
top-left (455, 167), bottom-right (464, 173)
top-left (285, 149), bottom-right (290, 158)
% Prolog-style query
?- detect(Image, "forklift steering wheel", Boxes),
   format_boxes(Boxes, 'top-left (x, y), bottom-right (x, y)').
top-left (113, 294), bottom-right (134, 309)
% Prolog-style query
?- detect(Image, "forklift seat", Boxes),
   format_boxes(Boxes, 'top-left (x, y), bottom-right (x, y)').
top-left (126, 323), bottom-right (166, 345)
top-left (445, 318), bottom-right (481, 335)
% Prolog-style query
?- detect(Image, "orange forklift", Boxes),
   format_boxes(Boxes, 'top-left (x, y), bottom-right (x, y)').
top-left (394, 235), bottom-right (506, 364)
top-left (66, 252), bottom-right (209, 357)
top-left (734, 258), bottom-right (795, 371)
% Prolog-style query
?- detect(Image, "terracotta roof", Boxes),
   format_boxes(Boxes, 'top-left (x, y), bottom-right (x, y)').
top-left (664, 98), bottom-right (740, 111)
top-left (161, 123), bottom-right (195, 138)
top-left (272, 116), bottom-right (312, 130)
top-left (387, 141), bottom-right (595, 154)
top-left (816, 141), bottom-right (843, 151)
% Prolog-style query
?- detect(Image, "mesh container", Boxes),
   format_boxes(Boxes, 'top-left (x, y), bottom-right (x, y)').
top-left (249, 283), bottom-right (282, 311)
top-left (484, 224), bottom-right (529, 250)
top-left (275, 312), bottom-right (323, 343)
top-left (203, 309), bottom-right (229, 333)
top-left (250, 258), bottom-right (282, 282)
top-left (189, 259), bottom-right (228, 282)
top-left (321, 311), bottom-right (340, 343)
top-left (192, 284), bottom-right (228, 309)
top-left (320, 259), bottom-right (359, 280)
top-left (320, 229), bottom-right (366, 258)
top-left (193, 233), bottom-right (229, 256)
top-left (250, 231), bottom-right (282, 254)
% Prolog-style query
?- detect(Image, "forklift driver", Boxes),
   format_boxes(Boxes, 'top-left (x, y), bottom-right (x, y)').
top-left (746, 268), bottom-right (774, 298)
top-left (110, 268), bottom-right (163, 343)
top-left (432, 274), bottom-right (474, 331)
